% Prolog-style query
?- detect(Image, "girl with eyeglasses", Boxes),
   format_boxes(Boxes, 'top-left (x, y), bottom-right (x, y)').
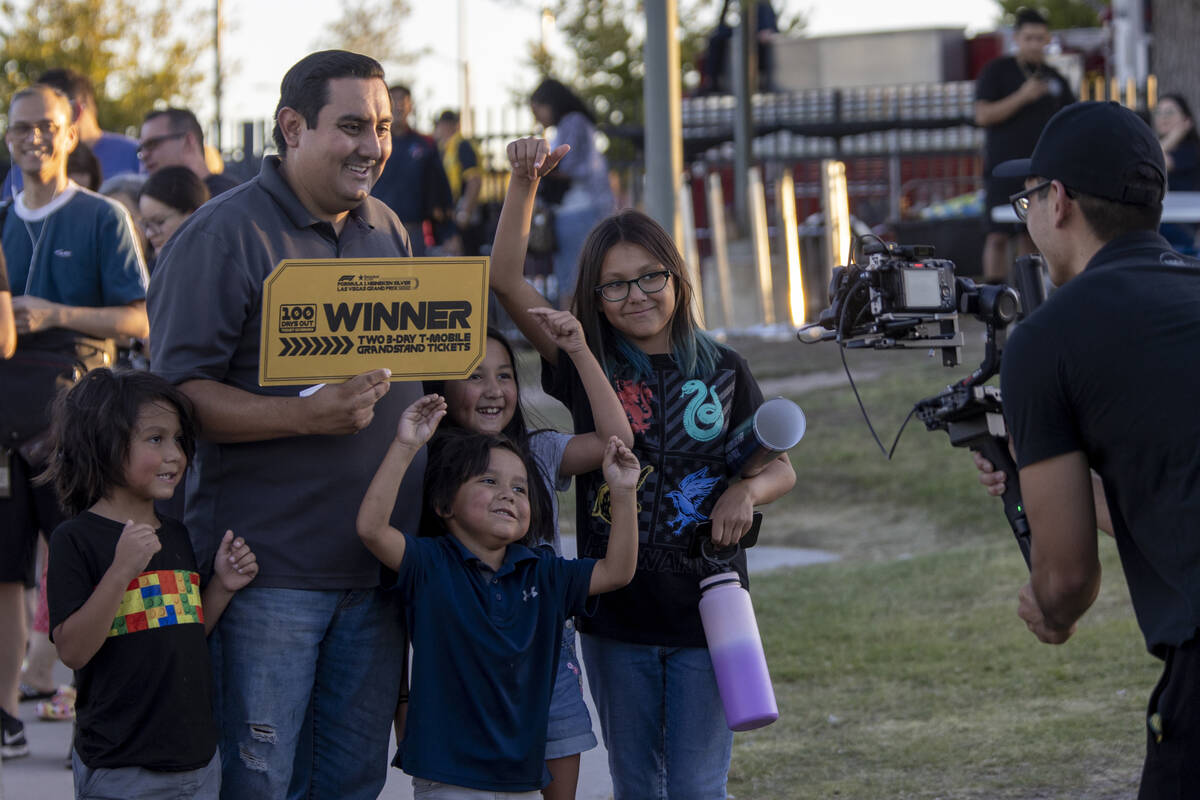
top-left (490, 137), bottom-right (796, 800)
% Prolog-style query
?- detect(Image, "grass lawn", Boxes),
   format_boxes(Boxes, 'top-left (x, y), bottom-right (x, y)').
top-left (517, 321), bottom-right (1160, 798)
top-left (726, 325), bottom-right (1160, 799)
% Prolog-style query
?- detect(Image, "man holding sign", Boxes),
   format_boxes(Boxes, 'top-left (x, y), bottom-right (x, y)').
top-left (148, 51), bottom-right (419, 799)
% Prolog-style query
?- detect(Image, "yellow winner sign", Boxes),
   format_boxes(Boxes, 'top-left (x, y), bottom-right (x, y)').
top-left (259, 257), bottom-right (489, 386)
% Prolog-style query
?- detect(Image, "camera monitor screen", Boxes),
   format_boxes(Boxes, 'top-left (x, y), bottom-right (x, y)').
top-left (901, 268), bottom-right (944, 309)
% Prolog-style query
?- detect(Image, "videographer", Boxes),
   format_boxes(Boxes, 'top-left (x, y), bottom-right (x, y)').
top-left (987, 101), bottom-right (1200, 797)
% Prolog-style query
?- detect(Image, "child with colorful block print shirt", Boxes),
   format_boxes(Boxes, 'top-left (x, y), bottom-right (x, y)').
top-left (43, 369), bottom-right (258, 799)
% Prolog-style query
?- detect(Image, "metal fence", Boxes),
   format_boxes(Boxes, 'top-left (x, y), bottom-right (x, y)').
top-left (215, 81), bottom-right (989, 328)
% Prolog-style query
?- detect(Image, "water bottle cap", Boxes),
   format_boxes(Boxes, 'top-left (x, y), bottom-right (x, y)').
top-left (699, 572), bottom-right (742, 591)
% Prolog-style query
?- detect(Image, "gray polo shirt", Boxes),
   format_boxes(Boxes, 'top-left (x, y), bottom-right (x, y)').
top-left (148, 156), bottom-right (423, 590)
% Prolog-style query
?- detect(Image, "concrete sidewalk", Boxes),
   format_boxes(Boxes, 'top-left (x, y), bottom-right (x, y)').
top-left (1, 539), bottom-right (835, 800)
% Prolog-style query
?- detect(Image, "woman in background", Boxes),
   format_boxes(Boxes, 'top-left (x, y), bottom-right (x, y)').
top-left (530, 78), bottom-right (616, 309)
top-left (1154, 93), bottom-right (1200, 253)
top-left (138, 166), bottom-right (210, 264)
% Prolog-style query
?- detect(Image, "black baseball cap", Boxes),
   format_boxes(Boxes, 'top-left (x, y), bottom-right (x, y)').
top-left (993, 101), bottom-right (1166, 206)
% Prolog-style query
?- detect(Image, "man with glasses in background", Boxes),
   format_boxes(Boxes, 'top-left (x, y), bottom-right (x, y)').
top-left (138, 108), bottom-right (239, 198)
top-left (1, 68), bottom-right (141, 201)
top-left (0, 84), bottom-right (147, 760)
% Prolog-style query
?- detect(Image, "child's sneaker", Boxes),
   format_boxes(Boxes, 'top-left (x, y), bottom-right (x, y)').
top-left (1, 708), bottom-right (29, 759)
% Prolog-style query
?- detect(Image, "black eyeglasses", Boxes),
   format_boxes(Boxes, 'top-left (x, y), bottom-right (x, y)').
top-left (137, 131), bottom-right (187, 159)
top-left (1009, 180), bottom-right (1074, 223)
top-left (595, 270), bottom-right (671, 302)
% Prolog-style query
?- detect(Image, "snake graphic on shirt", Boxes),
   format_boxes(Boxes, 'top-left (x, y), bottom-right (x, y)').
top-left (681, 379), bottom-right (723, 442)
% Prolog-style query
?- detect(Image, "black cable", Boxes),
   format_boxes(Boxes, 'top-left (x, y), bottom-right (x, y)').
top-left (857, 232), bottom-right (887, 255)
top-left (838, 345), bottom-right (919, 461)
top-left (835, 234), bottom-right (915, 461)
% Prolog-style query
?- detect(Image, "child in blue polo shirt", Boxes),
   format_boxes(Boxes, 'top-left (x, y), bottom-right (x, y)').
top-left (357, 394), bottom-right (639, 797)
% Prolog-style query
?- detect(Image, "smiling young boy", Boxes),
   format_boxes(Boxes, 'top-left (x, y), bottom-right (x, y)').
top-left (357, 395), bottom-right (640, 797)
top-left (42, 370), bottom-right (258, 799)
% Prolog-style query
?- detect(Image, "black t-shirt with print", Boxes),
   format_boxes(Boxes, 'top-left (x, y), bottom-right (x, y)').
top-left (543, 345), bottom-right (764, 647)
top-left (48, 512), bottom-right (218, 770)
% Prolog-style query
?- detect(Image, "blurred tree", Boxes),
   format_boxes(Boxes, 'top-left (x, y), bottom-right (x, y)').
top-left (0, 0), bottom-right (205, 135)
top-left (994, 0), bottom-right (1105, 28)
top-left (316, 0), bottom-right (424, 83)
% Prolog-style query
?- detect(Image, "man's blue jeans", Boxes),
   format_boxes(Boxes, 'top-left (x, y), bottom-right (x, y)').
top-left (212, 587), bottom-right (405, 800)
top-left (581, 633), bottom-right (733, 800)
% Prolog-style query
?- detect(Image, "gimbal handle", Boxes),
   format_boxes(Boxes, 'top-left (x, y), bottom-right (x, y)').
top-left (972, 435), bottom-right (1032, 569)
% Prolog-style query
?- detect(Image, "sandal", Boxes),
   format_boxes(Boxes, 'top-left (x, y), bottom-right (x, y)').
top-left (36, 686), bottom-right (76, 722)
top-left (18, 682), bottom-right (55, 702)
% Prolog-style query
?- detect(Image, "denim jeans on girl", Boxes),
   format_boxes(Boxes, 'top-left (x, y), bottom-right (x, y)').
top-left (581, 633), bottom-right (733, 799)
top-left (212, 587), bottom-right (405, 800)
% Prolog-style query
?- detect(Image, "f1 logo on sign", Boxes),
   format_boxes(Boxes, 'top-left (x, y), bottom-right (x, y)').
top-left (258, 257), bottom-right (489, 386)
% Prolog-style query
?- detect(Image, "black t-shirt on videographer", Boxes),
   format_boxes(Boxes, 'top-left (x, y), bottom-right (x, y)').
top-left (1001, 232), bottom-right (1200, 657)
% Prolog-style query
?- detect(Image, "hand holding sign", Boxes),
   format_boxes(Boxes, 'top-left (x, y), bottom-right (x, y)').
top-left (507, 137), bottom-right (570, 183)
top-left (527, 307), bottom-right (587, 355)
top-left (303, 368), bottom-right (392, 435)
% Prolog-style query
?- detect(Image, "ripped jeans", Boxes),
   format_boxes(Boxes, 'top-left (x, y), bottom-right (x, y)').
top-left (211, 587), bottom-right (405, 800)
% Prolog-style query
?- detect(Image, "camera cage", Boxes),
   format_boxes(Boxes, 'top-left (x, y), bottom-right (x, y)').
top-left (799, 235), bottom-right (1045, 566)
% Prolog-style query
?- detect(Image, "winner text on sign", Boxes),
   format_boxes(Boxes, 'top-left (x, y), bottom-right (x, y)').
top-left (259, 257), bottom-right (489, 385)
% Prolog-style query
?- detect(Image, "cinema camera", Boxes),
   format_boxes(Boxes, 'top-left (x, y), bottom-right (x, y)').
top-left (799, 237), bottom-right (1047, 567)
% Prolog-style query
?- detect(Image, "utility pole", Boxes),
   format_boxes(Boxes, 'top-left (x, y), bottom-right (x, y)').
top-left (1111, 0), bottom-right (1149, 90)
top-left (459, 0), bottom-right (472, 135)
top-left (732, 0), bottom-right (757, 233)
top-left (213, 0), bottom-right (223, 151)
top-left (643, 0), bottom-right (683, 242)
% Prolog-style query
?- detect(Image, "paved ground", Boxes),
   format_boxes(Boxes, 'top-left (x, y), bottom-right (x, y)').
top-left (0, 538), bottom-right (835, 800)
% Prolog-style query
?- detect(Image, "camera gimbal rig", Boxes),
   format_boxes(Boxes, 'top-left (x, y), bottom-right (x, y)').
top-left (800, 242), bottom-right (1047, 567)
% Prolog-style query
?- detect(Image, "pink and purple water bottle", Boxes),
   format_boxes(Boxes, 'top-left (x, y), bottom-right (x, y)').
top-left (698, 571), bottom-right (779, 731)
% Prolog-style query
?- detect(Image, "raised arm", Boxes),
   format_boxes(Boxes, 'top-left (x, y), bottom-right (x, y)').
top-left (489, 137), bottom-right (570, 362)
top-left (356, 394), bottom-right (447, 571)
top-left (526, 307), bottom-right (634, 476)
top-left (179, 369), bottom-right (392, 444)
top-left (588, 437), bottom-right (641, 595)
